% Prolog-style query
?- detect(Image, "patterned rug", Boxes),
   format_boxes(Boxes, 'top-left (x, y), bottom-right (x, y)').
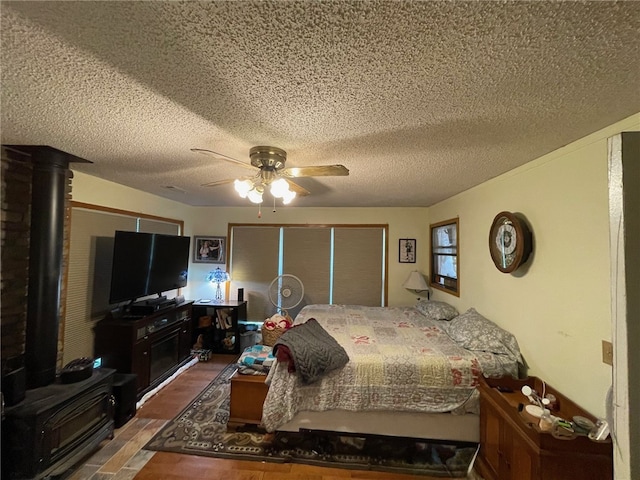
top-left (144, 363), bottom-right (478, 477)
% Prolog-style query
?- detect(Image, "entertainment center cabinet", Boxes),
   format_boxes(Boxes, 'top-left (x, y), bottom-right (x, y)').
top-left (94, 301), bottom-right (193, 397)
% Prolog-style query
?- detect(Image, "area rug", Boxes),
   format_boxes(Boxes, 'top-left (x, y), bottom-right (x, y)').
top-left (144, 363), bottom-right (478, 477)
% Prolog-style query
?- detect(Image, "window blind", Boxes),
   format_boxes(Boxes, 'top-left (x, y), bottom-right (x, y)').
top-left (230, 226), bottom-right (280, 321)
top-left (230, 224), bottom-right (386, 321)
top-left (283, 227), bottom-right (331, 317)
top-left (333, 228), bottom-right (384, 306)
top-left (64, 205), bottom-right (181, 365)
top-left (139, 218), bottom-right (180, 235)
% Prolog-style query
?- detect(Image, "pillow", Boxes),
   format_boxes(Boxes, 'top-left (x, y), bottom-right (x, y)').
top-left (415, 299), bottom-right (458, 321)
top-left (443, 308), bottom-right (522, 363)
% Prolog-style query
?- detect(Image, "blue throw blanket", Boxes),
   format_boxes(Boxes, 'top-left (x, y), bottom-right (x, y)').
top-left (237, 344), bottom-right (275, 375)
top-left (273, 318), bottom-right (349, 384)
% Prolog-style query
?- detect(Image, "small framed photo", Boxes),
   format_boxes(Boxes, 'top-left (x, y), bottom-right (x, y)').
top-left (194, 236), bottom-right (226, 264)
top-left (399, 238), bottom-right (416, 263)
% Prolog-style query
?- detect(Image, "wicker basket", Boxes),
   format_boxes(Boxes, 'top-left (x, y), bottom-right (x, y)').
top-left (261, 324), bottom-right (286, 347)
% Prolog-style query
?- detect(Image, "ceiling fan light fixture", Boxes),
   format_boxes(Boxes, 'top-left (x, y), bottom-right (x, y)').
top-left (234, 178), bottom-right (253, 198)
top-left (270, 178), bottom-right (290, 198)
top-left (247, 186), bottom-right (264, 204)
top-left (282, 189), bottom-right (296, 205)
top-left (196, 145), bottom-right (347, 203)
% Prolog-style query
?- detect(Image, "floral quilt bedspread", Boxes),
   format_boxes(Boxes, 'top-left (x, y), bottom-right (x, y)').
top-left (262, 304), bottom-right (517, 432)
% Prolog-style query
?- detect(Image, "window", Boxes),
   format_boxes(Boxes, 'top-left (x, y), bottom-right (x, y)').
top-left (65, 202), bottom-right (183, 365)
top-left (229, 224), bottom-right (388, 321)
top-left (430, 218), bottom-right (459, 296)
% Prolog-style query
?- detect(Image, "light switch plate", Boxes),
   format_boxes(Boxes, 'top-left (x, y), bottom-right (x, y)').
top-left (602, 340), bottom-right (613, 366)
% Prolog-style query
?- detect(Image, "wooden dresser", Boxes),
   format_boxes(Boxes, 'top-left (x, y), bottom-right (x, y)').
top-left (476, 375), bottom-right (612, 480)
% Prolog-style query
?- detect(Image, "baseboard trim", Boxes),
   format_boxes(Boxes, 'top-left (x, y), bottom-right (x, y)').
top-left (136, 357), bottom-right (198, 409)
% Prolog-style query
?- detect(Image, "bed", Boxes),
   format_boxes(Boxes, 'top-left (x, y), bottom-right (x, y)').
top-left (262, 302), bottom-right (523, 442)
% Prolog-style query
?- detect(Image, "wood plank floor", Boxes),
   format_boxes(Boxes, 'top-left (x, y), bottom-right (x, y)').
top-left (63, 354), bottom-right (480, 480)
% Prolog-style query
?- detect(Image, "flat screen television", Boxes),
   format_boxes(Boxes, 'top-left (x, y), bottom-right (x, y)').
top-left (108, 231), bottom-right (190, 304)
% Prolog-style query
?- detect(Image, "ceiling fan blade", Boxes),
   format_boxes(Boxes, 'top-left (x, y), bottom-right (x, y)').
top-left (201, 178), bottom-right (236, 187)
top-left (285, 179), bottom-right (310, 196)
top-left (191, 148), bottom-right (256, 170)
top-left (281, 164), bottom-right (349, 177)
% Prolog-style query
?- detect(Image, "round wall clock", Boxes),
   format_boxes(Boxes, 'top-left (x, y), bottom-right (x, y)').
top-left (489, 211), bottom-right (533, 273)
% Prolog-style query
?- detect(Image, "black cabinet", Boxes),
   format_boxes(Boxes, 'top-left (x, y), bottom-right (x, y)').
top-left (192, 300), bottom-right (247, 354)
top-left (94, 302), bottom-right (193, 397)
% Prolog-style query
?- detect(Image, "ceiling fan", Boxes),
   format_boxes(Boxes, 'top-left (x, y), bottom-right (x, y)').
top-left (192, 146), bottom-right (349, 204)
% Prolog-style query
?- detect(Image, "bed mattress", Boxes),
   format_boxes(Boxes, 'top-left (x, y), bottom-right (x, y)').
top-left (262, 304), bottom-right (518, 433)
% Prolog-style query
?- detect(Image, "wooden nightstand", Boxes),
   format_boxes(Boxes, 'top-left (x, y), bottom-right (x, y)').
top-left (475, 375), bottom-right (612, 480)
top-left (229, 371), bottom-right (269, 424)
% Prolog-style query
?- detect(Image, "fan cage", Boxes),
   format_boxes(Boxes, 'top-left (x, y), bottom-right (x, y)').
top-left (268, 274), bottom-right (304, 314)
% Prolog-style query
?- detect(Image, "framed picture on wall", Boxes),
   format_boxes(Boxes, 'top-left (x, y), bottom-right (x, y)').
top-left (399, 238), bottom-right (416, 263)
top-left (194, 236), bottom-right (225, 264)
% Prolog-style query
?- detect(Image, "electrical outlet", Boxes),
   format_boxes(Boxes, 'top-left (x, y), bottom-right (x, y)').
top-left (602, 340), bottom-right (613, 366)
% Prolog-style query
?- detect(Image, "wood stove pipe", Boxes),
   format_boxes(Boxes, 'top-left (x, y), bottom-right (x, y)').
top-left (5, 145), bottom-right (90, 389)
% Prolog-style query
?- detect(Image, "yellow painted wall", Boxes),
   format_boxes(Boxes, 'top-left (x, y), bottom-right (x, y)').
top-left (72, 171), bottom-right (192, 222)
top-left (71, 173), bottom-right (431, 308)
top-left (428, 112), bottom-right (640, 418)
top-left (72, 112), bottom-right (640, 417)
top-left (183, 206), bottom-right (429, 304)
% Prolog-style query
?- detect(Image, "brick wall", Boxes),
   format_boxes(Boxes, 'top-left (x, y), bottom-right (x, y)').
top-left (1, 147), bottom-right (31, 365)
top-left (1, 146), bottom-right (72, 372)
top-left (59, 170), bottom-right (73, 368)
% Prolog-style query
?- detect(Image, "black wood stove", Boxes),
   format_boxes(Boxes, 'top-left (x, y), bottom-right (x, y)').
top-left (2, 369), bottom-right (115, 479)
top-left (1, 146), bottom-right (115, 480)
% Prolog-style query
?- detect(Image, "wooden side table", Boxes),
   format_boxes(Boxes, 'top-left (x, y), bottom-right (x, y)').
top-left (229, 371), bottom-right (269, 424)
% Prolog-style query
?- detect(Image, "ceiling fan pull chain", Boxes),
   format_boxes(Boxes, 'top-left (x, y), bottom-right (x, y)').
top-left (273, 196), bottom-right (277, 213)
top-left (257, 203), bottom-right (262, 219)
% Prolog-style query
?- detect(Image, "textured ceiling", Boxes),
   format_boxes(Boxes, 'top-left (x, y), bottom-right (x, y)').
top-left (1, 1), bottom-right (639, 207)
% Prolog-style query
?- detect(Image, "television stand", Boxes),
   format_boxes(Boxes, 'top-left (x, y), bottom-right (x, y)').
top-left (129, 297), bottom-right (176, 316)
top-left (94, 301), bottom-right (193, 398)
top-left (141, 295), bottom-right (168, 306)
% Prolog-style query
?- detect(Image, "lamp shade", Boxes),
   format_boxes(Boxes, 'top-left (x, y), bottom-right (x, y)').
top-left (247, 186), bottom-right (264, 204)
top-left (207, 268), bottom-right (230, 284)
top-left (234, 179), bottom-right (253, 198)
top-left (270, 178), bottom-right (290, 198)
top-left (282, 189), bottom-right (296, 204)
top-left (207, 268), bottom-right (230, 303)
top-left (402, 270), bottom-right (428, 292)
